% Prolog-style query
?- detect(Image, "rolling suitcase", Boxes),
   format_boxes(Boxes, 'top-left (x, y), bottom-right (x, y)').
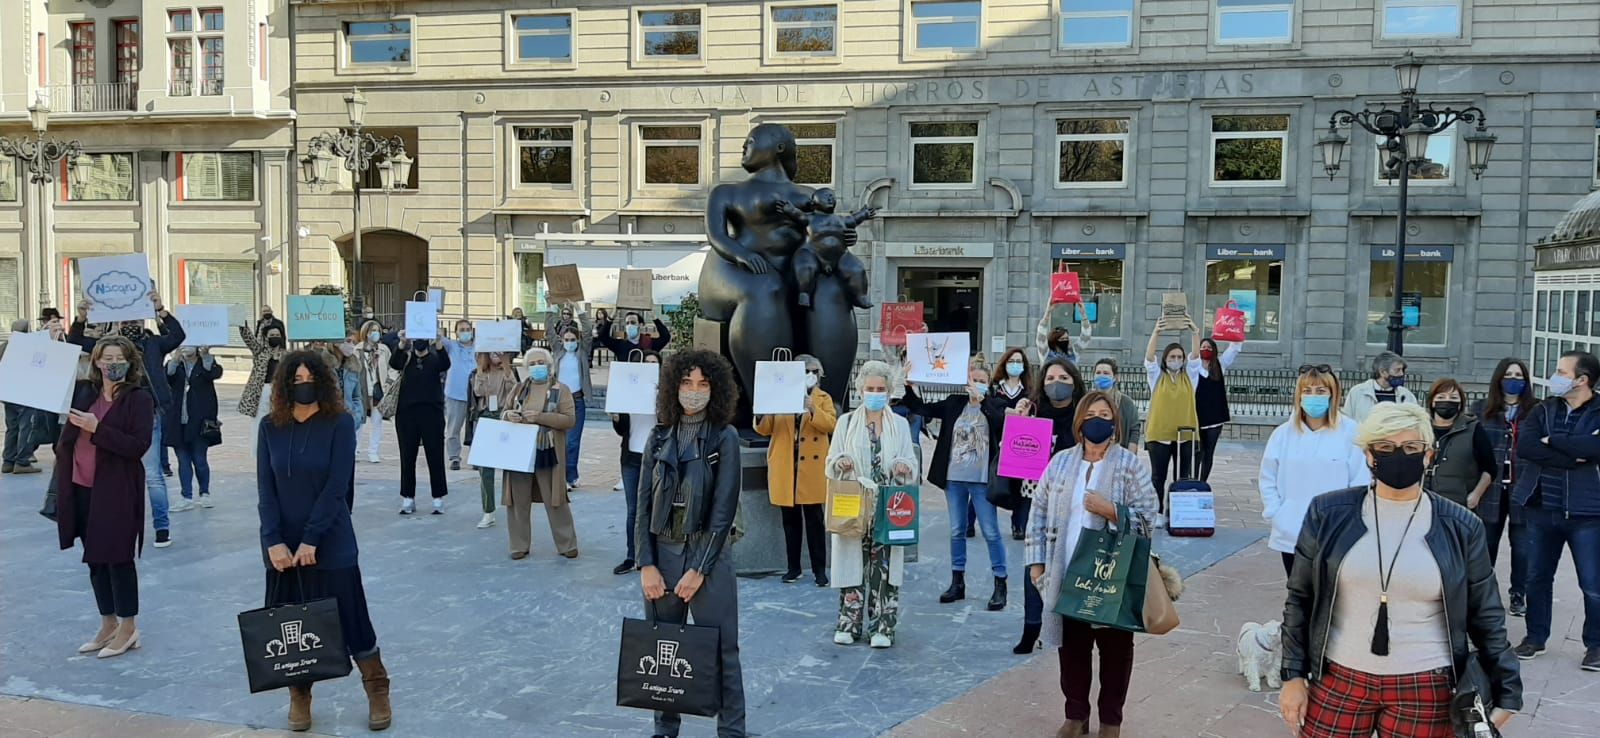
top-left (1165, 427), bottom-right (1215, 538)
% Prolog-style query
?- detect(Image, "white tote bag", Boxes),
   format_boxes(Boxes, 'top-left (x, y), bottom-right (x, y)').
top-left (604, 362), bottom-right (659, 415)
top-left (753, 361), bottom-right (807, 415)
top-left (466, 418), bottom-right (540, 473)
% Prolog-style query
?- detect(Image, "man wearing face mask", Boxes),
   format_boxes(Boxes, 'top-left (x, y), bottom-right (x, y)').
top-left (1343, 351), bottom-right (1419, 423)
top-left (1512, 350), bottom-right (1600, 671)
top-left (389, 334), bottom-right (453, 514)
top-left (598, 310), bottom-right (672, 356)
top-left (441, 320), bottom-right (478, 471)
top-left (546, 306), bottom-right (593, 490)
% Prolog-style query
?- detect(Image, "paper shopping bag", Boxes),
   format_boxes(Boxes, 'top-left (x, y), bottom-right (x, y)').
top-left (1050, 272), bottom-right (1082, 305)
top-left (1053, 504), bottom-right (1144, 631)
top-left (617, 610), bottom-right (721, 717)
top-left (872, 484), bottom-right (920, 546)
top-left (237, 576), bottom-right (352, 693)
top-left (605, 362), bottom-right (660, 415)
top-left (466, 418), bottom-right (540, 473)
top-left (880, 302), bottom-right (925, 347)
top-left (997, 415), bottom-right (1054, 481)
top-left (616, 269), bottom-right (656, 311)
top-left (753, 361), bottom-right (806, 415)
top-left (826, 478), bottom-right (873, 537)
top-left (1212, 300), bottom-right (1247, 342)
top-left (545, 264), bottom-right (585, 304)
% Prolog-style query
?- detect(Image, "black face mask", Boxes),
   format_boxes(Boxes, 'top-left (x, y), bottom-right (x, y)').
top-left (1432, 401), bottom-right (1461, 420)
top-left (291, 382), bottom-right (318, 406)
top-left (412, 339), bottom-right (430, 354)
top-left (1080, 417), bottom-right (1115, 445)
top-left (267, 336), bottom-right (285, 349)
top-left (1370, 448), bottom-right (1427, 489)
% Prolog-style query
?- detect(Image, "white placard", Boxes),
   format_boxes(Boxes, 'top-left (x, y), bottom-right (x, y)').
top-left (80, 254), bottom-right (155, 323)
top-left (175, 304), bottom-right (231, 347)
top-left (753, 361), bottom-right (807, 415)
top-left (0, 331), bottom-right (82, 414)
top-left (404, 301), bottom-right (438, 340)
top-left (990, 335), bottom-right (1005, 355)
top-left (474, 319), bottom-right (522, 353)
top-left (428, 288), bottom-right (445, 312)
top-left (604, 362), bottom-right (660, 415)
top-left (904, 332), bottom-right (971, 385)
top-left (1168, 491), bottom-right (1217, 530)
top-left (466, 418), bottom-right (540, 473)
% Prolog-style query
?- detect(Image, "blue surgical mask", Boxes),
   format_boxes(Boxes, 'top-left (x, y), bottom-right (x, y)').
top-left (367, 331), bottom-right (381, 343)
top-left (1501, 378), bottom-right (1527, 397)
top-left (971, 383), bottom-right (989, 397)
top-left (459, 331), bottom-right (474, 343)
top-left (862, 391), bottom-right (889, 412)
top-left (1548, 373), bottom-right (1575, 397)
top-left (1006, 362), bottom-right (1024, 378)
top-left (563, 340), bottom-right (578, 352)
top-left (625, 324), bottom-right (640, 339)
top-left (1093, 375), bottom-right (1115, 391)
top-left (530, 365), bottom-right (550, 383)
top-left (1387, 375), bottom-right (1406, 389)
top-left (1300, 395), bottom-right (1330, 419)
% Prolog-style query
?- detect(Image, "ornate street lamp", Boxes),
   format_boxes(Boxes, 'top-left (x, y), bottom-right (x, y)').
top-left (1316, 54), bottom-right (1496, 354)
top-left (301, 87), bottom-right (410, 318)
top-left (0, 99), bottom-right (86, 317)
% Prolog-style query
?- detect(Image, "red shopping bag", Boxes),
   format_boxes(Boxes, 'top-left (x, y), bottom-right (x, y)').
top-left (881, 302), bottom-right (925, 347)
top-left (1050, 272), bottom-right (1082, 305)
top-left (1212, 300), bottom-right (1247, 342)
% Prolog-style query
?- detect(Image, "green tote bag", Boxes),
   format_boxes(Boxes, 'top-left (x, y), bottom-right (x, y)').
top-left (1052, 503), bottom-right (1144, 632)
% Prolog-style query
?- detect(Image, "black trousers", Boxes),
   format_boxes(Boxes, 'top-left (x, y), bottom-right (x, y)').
top-left (1198, 426), bottom-right (1224, 482)
top-left (395, 405), bottom-right (448, 499)
top-left (781, 503), bottom-right (827, 576)
top-left (89, 563), bottom-right (139, 618)
top-left (1282, 552), bottom-right (1296, 578)
top-left (1145, 441), bottom-right (1194, 514)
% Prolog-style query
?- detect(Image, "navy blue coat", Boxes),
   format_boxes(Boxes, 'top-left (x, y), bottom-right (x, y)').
top-left (163, 356), bottom-right (223, 447)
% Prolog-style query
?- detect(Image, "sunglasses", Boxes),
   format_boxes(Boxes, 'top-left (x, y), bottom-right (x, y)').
top-left (1297, 364), bottom-right (1333, 375)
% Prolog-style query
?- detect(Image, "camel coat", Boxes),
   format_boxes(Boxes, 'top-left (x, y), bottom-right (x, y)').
top-left (754, 388), bottom-right (837, 507)
top-left (500, 379), bottom-right (577, 507)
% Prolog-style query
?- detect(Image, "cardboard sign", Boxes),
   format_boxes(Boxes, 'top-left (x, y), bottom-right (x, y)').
top-left (474, 319), bottom-right (523, 353)
top-left (1228, 289), bottom-right (1258, 327)
top-left (286, 295), bottom-right (348, 341)
top-left (0, 331), bottom-right (81, 414)
top-left (80, 254), bottom-right (155, 323)
top-left (404, 301), bottom-right (439, 341)
top-left (174, 304), bottom-right (231, 347)
top-left (616, 268), bottom-right (655, 311)
top-left (880, 302), bottom-right (925, 347)
top-left (1050, 272), bottom-right (1082, 305)
top-left (693, 318), bottom-right (721, 352)
top-left (753, 360), bottom-right (807, 415)
top-left (604, 361), bottom-right (660, 415)
top-left (466, 418), bottom-right (540, 473)
top-left (997, 414), bottom-right (1055, 481)
top-left (904, 332), bottom-right (970, 384)
top-left (545, 264), bottom-right (584, 304)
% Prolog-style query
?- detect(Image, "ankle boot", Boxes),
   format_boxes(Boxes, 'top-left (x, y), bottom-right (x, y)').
top-left (287, 684), bottom-right (312, 732)
top-left (357, 653), bottom-right (393, 731)
top-left (1097, 725), bottom-right (1121, 738)
top-left (938, 570), bottom-right (966, 603)
top-left (1013, 622), bottom-right (1041, 654)
top-left (987, 576), bottom-right (1007, 611)
top-left (1057, 718), bottom-right (1088, 737)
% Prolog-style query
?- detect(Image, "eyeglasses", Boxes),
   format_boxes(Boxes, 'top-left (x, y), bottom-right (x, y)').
top-left (1298, 364), bottom-right (1333, 375)
top-left (1370, 441), bottom-right (1429, 455)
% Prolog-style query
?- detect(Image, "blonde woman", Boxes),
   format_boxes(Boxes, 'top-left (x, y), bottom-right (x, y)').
top-left (500, 347), bottom-right (578, 560)
top-left (1259, 365), bottom-right (1370, 576)
top-left (356, 320), bottom-right (393, 463)
top-left (826, 360), bottom-right (919, 648)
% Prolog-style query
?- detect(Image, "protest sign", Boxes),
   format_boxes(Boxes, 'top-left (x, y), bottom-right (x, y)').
top-left (545, 265), bottom-right (584, 304)
top-left (604, 362), bottom-right (660, 415)
top-left (904, 332), bottom-right (970, 384)
top-left (80, 254), bottom-right (155, 323)
top-left (616, 269), bottom-right (655, 311)
top-left (0, 331), bottom-right (81, 414)
top-left (753, 361), bottom-right (806, 415)
top-left (175, 304), bottom-right (231, 347)
top-left (474, 319), bottom-right (522, 353)
top-left (404, 301), bottom-right (439, 340)
top-left (286, 295), bottom-right (348, 340)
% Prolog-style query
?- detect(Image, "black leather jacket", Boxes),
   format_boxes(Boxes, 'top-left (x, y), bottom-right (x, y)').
top-left (1281, 487), bottom-right (1522, 712)
top-left (636, 420), bottom-right (742, 574)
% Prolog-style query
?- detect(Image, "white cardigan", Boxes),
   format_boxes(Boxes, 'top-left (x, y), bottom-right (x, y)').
top-left (824, 407), bottom-right (920, 589)
top-left (1258, 415), bottom-right (1371, 553)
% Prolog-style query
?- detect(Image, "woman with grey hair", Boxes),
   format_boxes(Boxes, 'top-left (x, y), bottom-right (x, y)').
top-left (1342, 351), bottom-right (1419, 423)
top-left (755, 354), bottom-right (837, 585)
top-left (826, 359), bottom-right (919, 648)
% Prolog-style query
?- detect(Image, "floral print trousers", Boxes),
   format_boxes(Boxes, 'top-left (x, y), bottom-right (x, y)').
top-left (837, 534), bottom-right (899, 639)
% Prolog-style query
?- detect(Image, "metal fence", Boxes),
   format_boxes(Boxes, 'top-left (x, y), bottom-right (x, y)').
top-left (1111, 368), bottom-right (1486, 418)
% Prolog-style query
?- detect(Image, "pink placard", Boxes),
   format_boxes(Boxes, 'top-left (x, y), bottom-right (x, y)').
top-left (997, 415), bottom-right (1055, 482)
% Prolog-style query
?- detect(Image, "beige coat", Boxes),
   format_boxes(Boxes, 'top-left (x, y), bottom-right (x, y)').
top-left (500, 379), bottom-right (576, 507)
top-left (754, 388), bottom-right (837, 507)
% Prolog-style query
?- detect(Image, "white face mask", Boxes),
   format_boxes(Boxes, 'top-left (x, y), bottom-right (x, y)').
top-left (1166, 358), bottom-right (1185, 373)
top-left (804, 373), bottom-right (819, 389)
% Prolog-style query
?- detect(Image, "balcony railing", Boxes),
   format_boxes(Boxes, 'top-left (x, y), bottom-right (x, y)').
top-left (48, 82), bottom-right (137, 113)
top-left (169, 78), bottom-right (224, 97)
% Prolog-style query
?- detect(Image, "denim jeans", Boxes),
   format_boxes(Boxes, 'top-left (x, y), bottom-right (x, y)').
top-left (622, 457), bottom-right (642, 561)
top-left (1508, 517), bottom-right (1531, 598)
top-left (565, 396), bottom-right (586, 485)
top-left (142, 414), bottom-right (171, 532)
top-left (1522, 506), bottom-right (1600, 649)
top-left (945, 480), bottom-right (1006, 578)
top-left (174, 438), bottom-right (211, 499)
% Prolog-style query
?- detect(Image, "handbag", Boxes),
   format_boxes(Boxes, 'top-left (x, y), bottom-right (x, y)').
top-left (1450, 651), bottom-right (1503, 738)
top-left (1052, 503), bottom-right (1145, 632)
top-left (1140, 553), bottom-right (1182, 635)
top-left (200, 419), bottom-right (223, 447)
top-left (377, 364), bottom-right (405, 421)
top-left (39, 471), bottom-right (58, 521)
top-left (616, 601), bottom-right (722, 717)
top-left (986, 457), bottom-right (1021, 510)
top-left (236, 569), bottom-right (353, 694)
top-left (19, 408), bottom-right (61, 450)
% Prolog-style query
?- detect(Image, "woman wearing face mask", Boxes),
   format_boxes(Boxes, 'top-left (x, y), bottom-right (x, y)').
top-left (1033, 310), bottom-right (1093, 366)
top-left (1090, 359), bottom-right (1141, 449)
top-left (1343, 351), bottom-right (1419, 423)
top-left (547, 312), bottom-right (592, 491)
top-left (1421, 378), bottom-right (1495, 512)
top-left (164, 345), bottom-right (223, 511)
top-left (636, 349), bottom-right (745, 737)
top-left (257, 351), bottom-right (390, 733)
top-left (388, 335), bottom-right (452, 515)
top-left (1194, 336), bottom-right (1242, 483)
top-left (1026, 391), bottom-right (1159, 738)
top-left (356, 320), bottom-right (394, 463)
top-left (1279, 403), bottom-right (1519, 738)
top-left (1143, 317), bottom-right (1203, 512)
top-left (55, 336), bottom-right (155, 660)
top-left (755, 354), bottom-right (837, 586)
top-left (901, 361), bottom-right (1010, 611)
top-left (441, 320), bottom-right (479, 472)
top-left (992, 348), bottom-right (1037, 541)
top-left (610, 350), bottom-right (661, 575)
top-left (1011, 357), bottom-right (1084, 655)
top-left (469, 351), bottom-right (521, 531)
top-left (1470, 358), bottom-right (1535, 617)
top-left (1259, 366), bottom-right (1369, 576)
top-left (335, 331), bottom-right (369, 440)
top-left (238, 323), bottom-right (288, 450)
top-left (499, 347), bottom-right (578, 559)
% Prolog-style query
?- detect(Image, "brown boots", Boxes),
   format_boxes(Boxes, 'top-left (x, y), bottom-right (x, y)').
top-left (287, 684), bottom-right (312, 732)
top-left (1057, 719), bottom-right (1087, 737)
top-left (357, 652), bottom-right (393, 731)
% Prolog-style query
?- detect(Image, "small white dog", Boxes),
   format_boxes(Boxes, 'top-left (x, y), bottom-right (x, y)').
top-left (1237, 620), bottom-right (1283, 692)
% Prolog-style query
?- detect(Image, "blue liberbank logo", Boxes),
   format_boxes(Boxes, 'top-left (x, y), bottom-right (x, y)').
top-left (87, 270), bottom-right (147, 309)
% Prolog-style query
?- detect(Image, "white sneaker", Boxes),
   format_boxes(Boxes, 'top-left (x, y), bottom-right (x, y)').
top-left (368, 454), bottom-right (381, 464)
top-left (477, 513), bottom-right (496, 529)
top-left (399, 498), bottom-right (415, 515)
top-left (432, 498), bottom-right (445, 515)
top-left (170, 499), bottom-right (197, 512)
top-left (870, 634), bottom-right (893, 649)
top-left (197, 495), bottom-right (214, 508)
top-left (833, 631), bottom-right (855, 646)
top-left (613, 480), bottom-right (625, 492)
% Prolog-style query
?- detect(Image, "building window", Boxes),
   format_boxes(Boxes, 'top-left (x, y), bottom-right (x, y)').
top-left (1368, 246), bottom-right (1452, 345)
top-left (1205, 245), bottom-right (1283, 341)
top-left (515, 126), bottom-right (575, 186)
top-left (170, 9), bottom-right (193, 33)
top-left (115, 20), bottom-right (140, 85)
top-left (513, 14), bottom-right (573, 62)
top-left (1050, 245), bottom-right (1126, 338)
top-left (346, 20), bottom-right (413, 66)
top-left (180, 259), bottom-right (255, 348)
top-left (63, 153), bottom-right (136, 202)
top-left (911, 1), bottom-right (982, 52)
top-left (1210, 114), bottom-right (1289, 186)
top-left (0, 258), bottom-right (18, 331)
top-left (170, 37), bottom-right (193, 96)
top-left (1377, 126), bottom-right (1455, 184)
top-left (1381, 0), bottom-right (1461, 39)
top-left (1056, 118), bottom-right (1130, 187)
top-left (0, 156), bottom-right (15, 201)
top-left (167, 9), bottom-right (221, 95)
top-left (790, 122), bottom-right (838, 186)
top-left (639, 125), bottom-right (702, 186)
top-left (179, 152), bottom-right (255, 201)
top-left (909, 121), bottom-right (979, 187)
top-left (772, 4), bottom-right (838, 56)
top-left (201, 8), bottom-right (224, 32)
top-left (201, 37), bottom-right (224, 95)
top-left (1059, 0), bottom-right (1134, 49)
top-left (356, 128), bottom-right (419, 190)
top-left (70, 22), bottom-right (96, 86)
top-left (1215, 0), bottom-right (1294, 45)
top-left (639, 10), bottom-right (702, 60)
top-left (518, 252), bottom-right (550, 316)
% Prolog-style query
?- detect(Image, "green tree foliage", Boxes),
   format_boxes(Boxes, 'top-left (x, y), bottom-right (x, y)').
top-left (667, 292), bottom-right (703, 352)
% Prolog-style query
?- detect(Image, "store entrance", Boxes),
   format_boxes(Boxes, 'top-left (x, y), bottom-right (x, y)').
top-left (898, 268), bottom-right (983, 349)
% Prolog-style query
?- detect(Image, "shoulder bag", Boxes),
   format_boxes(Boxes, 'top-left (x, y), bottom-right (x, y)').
top-left (1451, 651), bottom-right (1503, 738)
top-left (377, 355), bottom-right (408, 420)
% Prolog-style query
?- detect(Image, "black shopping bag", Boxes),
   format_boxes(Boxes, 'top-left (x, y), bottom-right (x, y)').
top-left (237, 571), bottom-right (352, 693)
top-left (617, 604), bottom-right (721, 717)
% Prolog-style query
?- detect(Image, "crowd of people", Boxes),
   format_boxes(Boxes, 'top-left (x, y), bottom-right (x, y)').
top-left (8, 294), bottom-right (1598, 738)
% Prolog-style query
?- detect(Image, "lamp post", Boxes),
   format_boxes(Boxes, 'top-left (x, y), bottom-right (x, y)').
top-left (0, 99), bottom-right (90, 318)
top-left (1317, 52), bottom-right (1496, 355)
top-left (300, 88), bottom-right (412, 318)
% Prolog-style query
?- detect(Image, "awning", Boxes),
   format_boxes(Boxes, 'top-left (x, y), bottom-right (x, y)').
top-left (539, 244), bottom-right (708, 307)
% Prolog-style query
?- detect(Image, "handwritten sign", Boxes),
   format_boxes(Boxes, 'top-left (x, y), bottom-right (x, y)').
top-left (904, 332), bottom-right (969, 384)
top-left (545, 264), bottom-right (584, 304)
top-left (174, 304), bottom-right (231, 347)
top-left (0, 331), bottom-right (81, 414)
top-left (79, 254), bottom-right (155, 323)
top-left (604, 361), bottom-right (660, 415)
top-left (474, 319), bottom-right (522, 353)
top-left (880, 302), bottom-right (925, 347)
top-left (286, 295), bottom-right (347, 340)
top-left (404, 301), bottom-right (438, 341)
top-left (753, 361), bottom-right (806, 415)
top-left (997, 415), bottom-right (1055, 481)
top-left (616, 269), bottom-right (655, 311)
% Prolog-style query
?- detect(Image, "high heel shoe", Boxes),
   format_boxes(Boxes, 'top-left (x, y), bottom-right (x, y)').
top-left (77, 633), bottom-right (114, 654)
top-left (97, 630), bottom-right (140, 659)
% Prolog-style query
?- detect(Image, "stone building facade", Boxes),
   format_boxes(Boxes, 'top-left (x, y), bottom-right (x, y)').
top-left (284, 0), bottom-right (1600, 378)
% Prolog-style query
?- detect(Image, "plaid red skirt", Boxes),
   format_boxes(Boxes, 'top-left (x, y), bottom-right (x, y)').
top-left (1302, 661), bottom-right (1453, 738)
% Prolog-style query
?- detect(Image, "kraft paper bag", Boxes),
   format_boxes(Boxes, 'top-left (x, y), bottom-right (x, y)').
top-left (1160, 293), bottom-right (1191, 327)
top-left (826, 478), bottom-right (874, 537)
top-left (175, 304), bottom-right (231, 347)
top-left (753, 361), bottom-right (806, 415)
top-left (616, 269), bottom-right (656, 311)
top-left (605, 362), bottom-right (660, 415)
top-left (404, 301), bottom-right (439, 341)
top-left (466, 418), bottom-right (540, 473)
top-left (545, 264), bottom-right (584, 304)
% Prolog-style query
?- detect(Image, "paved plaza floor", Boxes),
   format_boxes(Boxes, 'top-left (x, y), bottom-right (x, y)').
top-left (2, 384), bottom-right (1596, 737)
